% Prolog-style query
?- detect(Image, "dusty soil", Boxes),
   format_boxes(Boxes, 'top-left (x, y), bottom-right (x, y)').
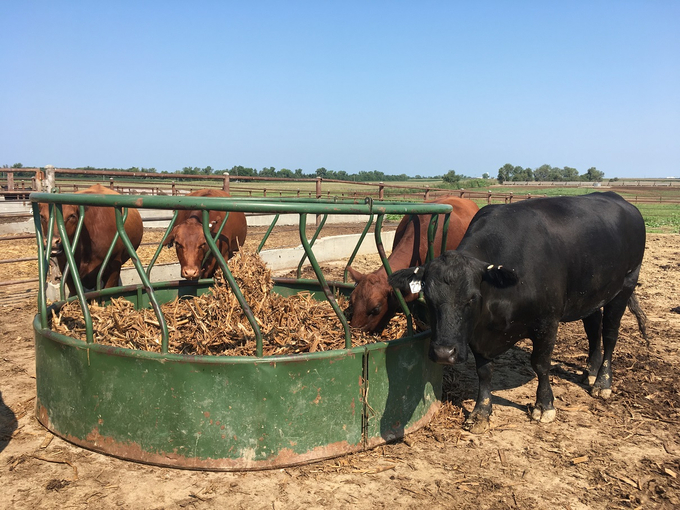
top-left (1, 234), bottom-right (679, 509)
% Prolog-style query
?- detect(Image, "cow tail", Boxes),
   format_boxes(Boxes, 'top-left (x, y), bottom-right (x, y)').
top-left (627, 292), bottom-right (649, 346)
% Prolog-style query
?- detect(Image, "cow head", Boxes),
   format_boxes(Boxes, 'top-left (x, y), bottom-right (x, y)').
top-left (163, 217), bottom-right (213, 280)
top-left (38, 203), bottom-right (81, 257)
top-left (347, 267), bottom-right (398, 333)
top-left (388, 251), bottom-right (518, 364)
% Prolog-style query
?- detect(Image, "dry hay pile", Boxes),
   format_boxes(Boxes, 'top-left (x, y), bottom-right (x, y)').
top-left (51, 251), bottom-right (411, 356)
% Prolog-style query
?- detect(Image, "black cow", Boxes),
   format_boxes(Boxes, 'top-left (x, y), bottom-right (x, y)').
top-left (389, 192), bottom-right (647, 433)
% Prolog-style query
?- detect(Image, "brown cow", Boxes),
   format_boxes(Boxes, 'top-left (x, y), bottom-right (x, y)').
top-left (38, 184), bottom-right (144, 294)
top-left (163, 189), bottom-right (247, 280)
top-left (347, 197), bottom-right (479, 333)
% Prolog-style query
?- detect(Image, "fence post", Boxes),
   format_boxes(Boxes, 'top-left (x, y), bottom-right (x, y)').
top-left (378, 182), bottom-right (385, 200)
top-left (487, 191), bottom-right (492, 205)
top-left (7, 171), bottom-right (14, 191)
top-left (44, 165), bottom-right (55, 191)
top-left (33, 169), bottom-right (43, 191)
top-left (109, 177), bottom-right (115, 190)
top-left (222, 172), bottom-right (230, 194)
top-left (172, 181), bottom-right (176, 196)
top-left (315, 178), bottom-right (322, 226)
top-left (425, 185), bottom-right (430, 201)
top-left (509, 192), bottom-right (513, 204)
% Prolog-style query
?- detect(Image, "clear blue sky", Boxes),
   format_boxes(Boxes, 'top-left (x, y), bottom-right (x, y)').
top-left (2, 1), bottom-right (678, 178)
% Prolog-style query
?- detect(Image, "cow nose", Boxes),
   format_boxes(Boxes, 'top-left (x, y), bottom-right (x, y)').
top-left (51, 240), bottom-right (63, 256)
top-left (429, 343), bottom-right (466, 365)
top-left (182, 267), bottom-right (200, 280)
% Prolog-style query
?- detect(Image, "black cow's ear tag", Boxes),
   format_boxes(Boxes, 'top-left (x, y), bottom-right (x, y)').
top-left (408, 266), bottom-right (422, 293)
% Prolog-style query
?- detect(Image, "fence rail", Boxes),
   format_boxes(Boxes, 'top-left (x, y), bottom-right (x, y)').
top-left (2, 170), bottom-right (679, 294)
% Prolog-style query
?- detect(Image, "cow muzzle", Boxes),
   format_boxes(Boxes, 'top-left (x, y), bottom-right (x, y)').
top-left (181, 266), bottom-right (201, 280)
top-left (50, 240), bottom-right (64, 257)
top-left (429, 343), bottom-right (467, 365)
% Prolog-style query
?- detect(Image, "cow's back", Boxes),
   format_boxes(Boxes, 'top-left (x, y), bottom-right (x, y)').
top-left (459, 192), bottom-right (645, 321)
top-left (77, 185), bottom-right (143, 254)
top-left (390, 197), bottom-right (478, 269)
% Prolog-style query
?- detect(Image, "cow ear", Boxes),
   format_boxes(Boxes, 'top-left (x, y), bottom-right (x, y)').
top-left (482, 264), bottom-right (518, 289)
top-left (347, 266), bottom-right (365, 283)
top-left (388, 266), bottom-right (425, 295)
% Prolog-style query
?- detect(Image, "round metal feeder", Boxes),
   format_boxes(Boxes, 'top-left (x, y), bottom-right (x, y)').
top-left (30, 194), bottom-right (451, 470)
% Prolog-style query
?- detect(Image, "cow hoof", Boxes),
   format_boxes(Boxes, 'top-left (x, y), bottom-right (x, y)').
top-left (531, 407), bottom-right (556, 423)
top-left (463, 415), bottom-right (489, 434)
top-left (592, 387), bottom-right (612, 399)
top-left (587, 375), bottom-right (597, 386)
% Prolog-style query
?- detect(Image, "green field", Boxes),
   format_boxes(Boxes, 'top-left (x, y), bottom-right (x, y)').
top-left (635, 204), bottom-right (680, 233)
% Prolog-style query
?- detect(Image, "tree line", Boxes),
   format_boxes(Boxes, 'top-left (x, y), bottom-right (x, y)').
top-left (3, 162), bottom-right (606, 184)
top-left (496, 164), bottom-right (605, 183)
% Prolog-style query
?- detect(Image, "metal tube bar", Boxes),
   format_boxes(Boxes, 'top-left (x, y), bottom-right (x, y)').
top-left (97, 208), bottom-right (129, 291)
top-left (32, 204), bottom-right (48, 329)
top-left (426, 213), bottom-right (439, 263)
top-left (114, 207), bottom-right (170, 351)
top-left (145, 211), bottom-right (179, 278)
top-left (296, 214), bottom-right (328, 279)
top-left (375, 214), bottom-right (413, 336)
top-left (201, 210), bottom-right (263, 356)
top-left (299, 213), bottom-right (352, 348)
top-left (343, 212), bottom-right (375, 283)
top-left (59, 205), bottom-right (86, 301)
top-left (256, 214), bottom-right (280, 253)
top-left (440, 212), bottom-right (451, 254)
top-left (55, 204), bottom-right (94, 342)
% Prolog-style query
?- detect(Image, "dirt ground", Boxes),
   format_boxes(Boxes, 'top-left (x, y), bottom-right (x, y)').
top-left (1, 233), bottom-right (679, 509)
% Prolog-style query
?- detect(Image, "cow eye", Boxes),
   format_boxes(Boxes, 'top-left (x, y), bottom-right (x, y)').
top-left (369, 305), bottom-right (381, 316)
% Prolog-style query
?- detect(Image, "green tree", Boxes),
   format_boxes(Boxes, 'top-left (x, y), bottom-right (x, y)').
top-left (533, 164), bottom-right (553, 181)
top-left (442, 170), bottom-right (463, 186)
top-left (277, 168), bottom-right (294, 178)
top-left (560, 166), bottom-right (579, 181)
top-left (582, 167), bottom-right (605, 182)
top-left (260, 167), bottom-right (276, 178)
top-left (497, 163), bottom-right (514, 184)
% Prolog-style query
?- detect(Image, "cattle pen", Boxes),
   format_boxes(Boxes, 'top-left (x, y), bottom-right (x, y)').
top-left (2, 188), bottom-right (680, 507)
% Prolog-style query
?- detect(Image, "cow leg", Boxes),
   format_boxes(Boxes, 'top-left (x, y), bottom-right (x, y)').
top-left (582, 310), bottom-right (603, 386)
top-left (102, 261), bottom-right (123, 289)
top-left (592, 290), bottom-right (631, 399)
top-left (530, 323), bottom-right (558, 423)
top-left (463, 352), bottom-right (494, 434)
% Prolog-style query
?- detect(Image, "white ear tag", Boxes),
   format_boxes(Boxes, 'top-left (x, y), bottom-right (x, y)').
top-left (409, 280), bottom-right (422, 294)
